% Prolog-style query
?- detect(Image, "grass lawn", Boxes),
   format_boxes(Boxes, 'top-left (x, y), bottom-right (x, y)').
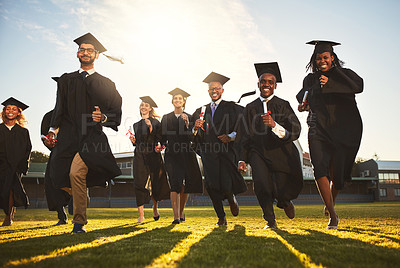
top-left (0, 202), bottom-right (399, 268)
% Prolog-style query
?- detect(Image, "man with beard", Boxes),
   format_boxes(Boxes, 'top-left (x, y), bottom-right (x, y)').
top-left (236, 62), bottom-right (303, 229)
top-left (48, 33), bottom-right (122, 233)
top-left (192, 72), bottom-right (247, 226)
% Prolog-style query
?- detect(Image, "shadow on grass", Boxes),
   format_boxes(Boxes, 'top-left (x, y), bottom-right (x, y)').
top-left (179, 224), bottom-right (303, 268)
top-left (0, 223), bottom-right (58, 235)
top-left (27, 224), bottom-right (191, 268)
top-left (341, 226), bottom-right (400, 245)
top-left (275, 228), bottom-right (400, 268)
top-left (0, 224), bottom-right (143, 267)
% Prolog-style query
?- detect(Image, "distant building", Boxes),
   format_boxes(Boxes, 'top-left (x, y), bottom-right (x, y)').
top-left (23, 147), bottom-right (386, 208)
top-left (355, 160), bottom-right (400, 201)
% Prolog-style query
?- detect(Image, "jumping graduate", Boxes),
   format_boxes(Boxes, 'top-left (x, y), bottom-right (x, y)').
top-left (236, 62), bottom-right (303, 229)
top-left (192, 72), bottom-right (247, 226)
top-left (47, 33), bottom-right (122, 233)
top-left (130, 96), bottom-right (170, 223)
top-left (296, 40), bottom-right (363, 230)
top-left (160, 88), bottom-right (203, 224)
top-left (0, 97), bottom-right (31, 226)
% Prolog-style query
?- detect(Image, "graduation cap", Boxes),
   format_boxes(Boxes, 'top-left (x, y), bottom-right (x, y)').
top-left (168, 88), bottom-right (190, 98)
top-left (51, 77), bottom-right (59, 82)
top-left (237, 90), bottom-right (256, 103)
top-left (74, 32), bottom-right (106, 53)
top-left (307, 40), bottom-right (341, 55)
top-left (140, 96), bottom-right (157, 108)
top-left (254, 62), bottom-right (282, 83)
top-left (2, 97), bottom-right (29, 111)
top-left (74, 33), bottom-right (124, 64)
top-left (203, 72), bottom-right (230, 86)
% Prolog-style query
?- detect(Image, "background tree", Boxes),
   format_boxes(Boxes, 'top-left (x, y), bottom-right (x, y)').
top-left (30, 150), bottom-right (49, 163)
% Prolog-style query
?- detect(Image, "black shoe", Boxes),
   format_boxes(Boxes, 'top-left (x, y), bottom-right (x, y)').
top-left (228, 196), bottom-right (239, 217)
top-left (263, 220), bottom-right (277, 229)
top-left (54, 219), bottom-right (68, 225)
top-left (180, 217), bottom-right (185, 222)
top-left (216, 217), bottom-right (227, 226)
top-left (283, 201), bottom-right (295, 219)
top-left (68, 197), bottom-right (73, 215)
top-left (153, 215), bottom-right (160, 221)
top-left (172, 219), bottom-right (180, 224)
top-left (71, 223), bottom-right (86, 233)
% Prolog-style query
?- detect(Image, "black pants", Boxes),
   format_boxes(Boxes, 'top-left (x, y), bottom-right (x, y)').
top-left (249, 153), bottom-right (291, 222)
top-left (206, 186), bottom-right (235, 220)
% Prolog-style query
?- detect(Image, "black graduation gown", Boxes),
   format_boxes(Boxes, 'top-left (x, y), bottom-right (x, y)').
top-left (192, 100), bottom-right (247, 195)
top-left (160, 112), bottom-right (203, 193)
top-left (49, 71), bottom-right (122, 189)
top-left (0, 123), bottom-right (31, 214)
top-left (132, 118), bottom-right (170, 206)
top-left (296, 67), bottom-right (363, 189)
top-left (235, 96), bottom-right (303, 205)
top-left (41, 110), bottom-right (70, 211)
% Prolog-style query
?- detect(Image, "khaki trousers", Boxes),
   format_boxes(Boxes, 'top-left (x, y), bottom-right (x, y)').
top-left (70, 153), bottom-right (89, 225)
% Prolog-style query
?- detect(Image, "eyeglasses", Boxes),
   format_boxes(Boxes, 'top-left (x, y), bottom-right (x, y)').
top-left (208, 87), bottom-right (222, 92)
top-left (78, 48), bottom-right (97, 54)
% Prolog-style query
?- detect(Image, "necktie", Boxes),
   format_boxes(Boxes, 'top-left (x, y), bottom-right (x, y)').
top-left (81, 71), bottom-right (88, 79)
top-left (211, 102), bottom-right (217, 118)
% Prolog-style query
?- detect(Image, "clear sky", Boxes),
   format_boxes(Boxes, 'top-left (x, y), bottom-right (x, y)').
top-left (1, 0), bottom-right (399, 160)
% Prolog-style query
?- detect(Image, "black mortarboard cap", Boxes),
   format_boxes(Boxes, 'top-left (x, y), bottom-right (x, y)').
top-left (51, 77), bottom-right (59, 82)
top-left (140, 96), bottom-right (157, 108)
top-left (168, 88), bottom-right (190, 98)
top-left (203, 72), bottom-right (230, 85)
top-left (254, 62), bottom-right (282, 83)
top-left (2, 97), bottom-right (29, 110)
top-left (74, 33), bottom-right (107, 53)
top-left (307, 40), bottom-right (341, 55)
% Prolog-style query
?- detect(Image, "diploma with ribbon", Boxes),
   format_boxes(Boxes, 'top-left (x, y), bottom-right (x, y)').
top-left (126, 126), bottom-right (135, 138)
top-left (194, 105), bottom-right (207, 135)
top-left (41, 134), bottom-right (57, 145)
top-left (263, 100), bottom-right (271, 116)
top-left (301, 91), bottom-right (309, 107)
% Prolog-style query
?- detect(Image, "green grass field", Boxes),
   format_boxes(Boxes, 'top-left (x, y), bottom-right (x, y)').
top-left (0, 202), bottom-right (399, 268)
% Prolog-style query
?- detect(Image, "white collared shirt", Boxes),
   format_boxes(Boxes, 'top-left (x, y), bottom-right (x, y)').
top-left (259, 94), bottom-right (288, 139)
top-left (79, 68), bottom-right (95, 77)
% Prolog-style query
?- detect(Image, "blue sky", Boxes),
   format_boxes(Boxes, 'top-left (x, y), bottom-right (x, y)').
top-left (1, 0), bottom-right (399, 160)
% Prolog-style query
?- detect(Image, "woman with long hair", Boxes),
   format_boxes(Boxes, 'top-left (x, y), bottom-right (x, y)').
top-left (160, 88), bottom-right (203, 224)
top-left (297, 40), bottom-right (363, 229)
top-left (0, 97), bottom-right (31, 226)
top-left (129, 96), bottom-right (170, 223)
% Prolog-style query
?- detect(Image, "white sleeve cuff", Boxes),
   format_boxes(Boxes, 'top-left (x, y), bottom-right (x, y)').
top-left (271, 122), bottom-right (288, 139)
top-left (228, 131), bottom-right (237, 141)
top-left (49, 127), bottom-right (59, 136)
top-left (101, 114), bottom-right (108, 123)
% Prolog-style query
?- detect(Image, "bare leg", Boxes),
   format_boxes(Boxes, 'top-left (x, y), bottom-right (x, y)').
top-left (170, 192), bottom-right (180, 220)
top-left (137, 205), bottom-right (144, 223)
top-left (331, 182), bottom-right (339, 203)
top-left (152, 196), bottom-right (160, 220)
top-left (2, 190), bottom-right (14, 226)
top-left (315, 177), bottom-right (338, 226)
top-left (179, 185), bottom-right (188, 220)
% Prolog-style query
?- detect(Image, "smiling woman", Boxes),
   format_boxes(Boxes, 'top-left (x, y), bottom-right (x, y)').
top-left (0, 97), bottom-right (31, 226)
